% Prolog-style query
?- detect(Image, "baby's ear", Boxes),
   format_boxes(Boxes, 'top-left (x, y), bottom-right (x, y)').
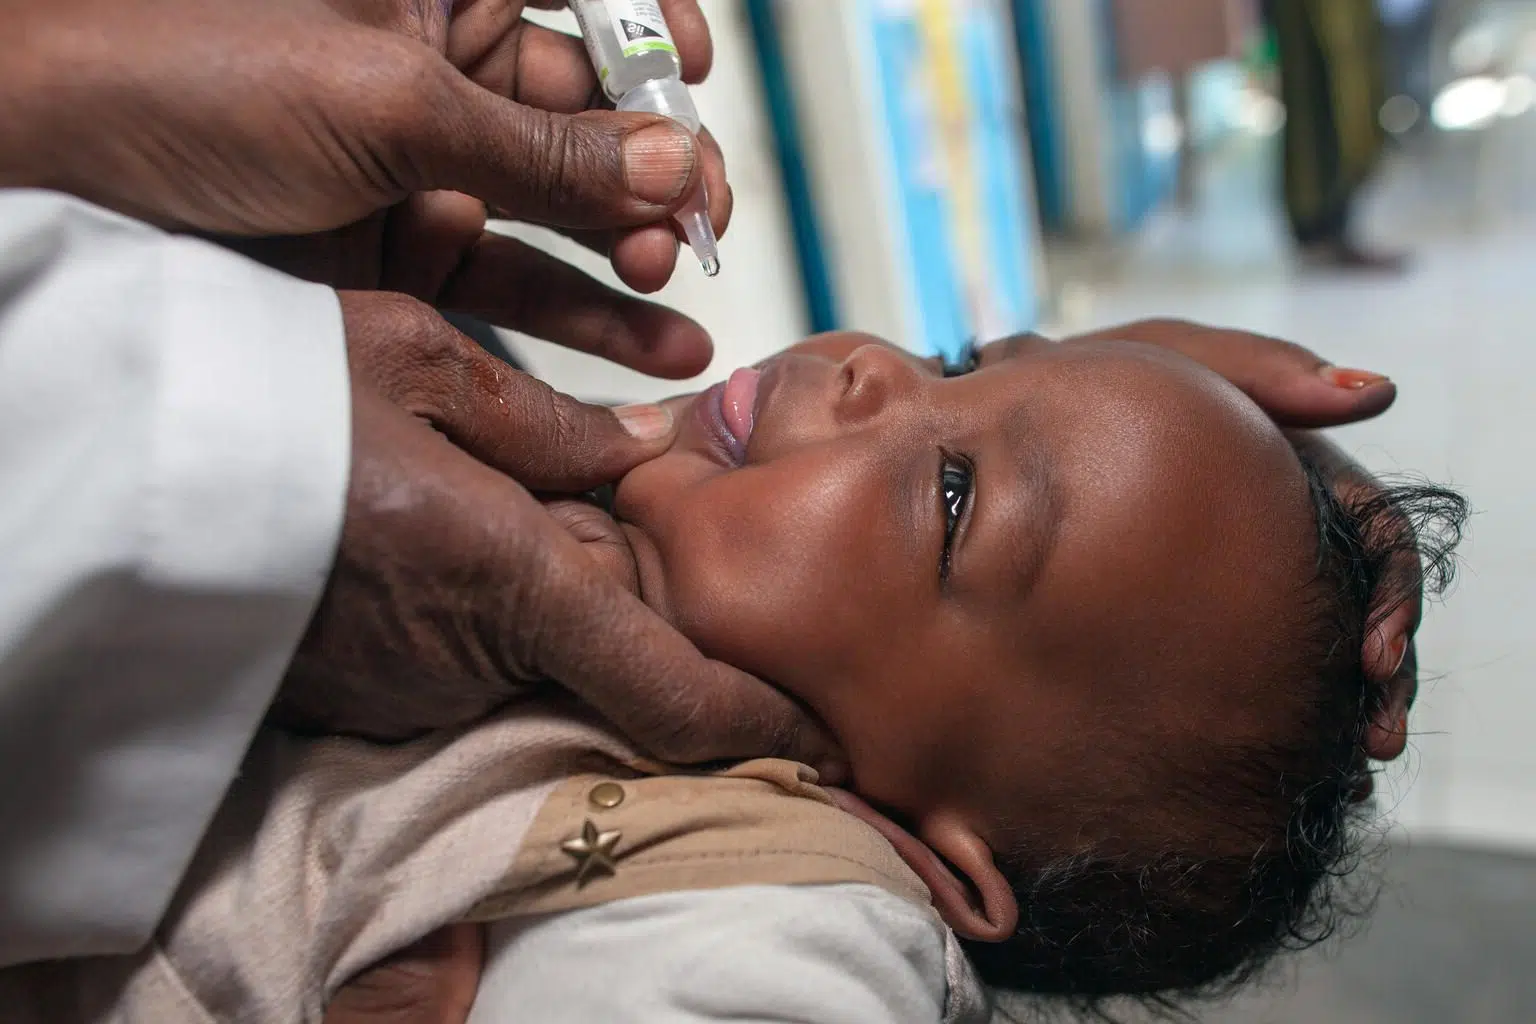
top-left (825, 790), bottom-right (1018, 942)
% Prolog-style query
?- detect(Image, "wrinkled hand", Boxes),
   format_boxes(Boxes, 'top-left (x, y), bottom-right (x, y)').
top-left (1, 0), bottom-right (728, 295)
top-left (236, 184), bottom-right (720, 381)
top-left (274, 292), bottom-right (837, 770)
top-left (545, 497), bottom-right (641, 594)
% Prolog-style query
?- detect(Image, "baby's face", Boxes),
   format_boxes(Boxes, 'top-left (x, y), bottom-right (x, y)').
top-left (613, 334), bottom-right (1317, 849)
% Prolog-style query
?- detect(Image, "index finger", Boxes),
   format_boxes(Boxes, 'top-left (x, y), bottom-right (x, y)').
top-left (436, 231), bottom-right (716, 378)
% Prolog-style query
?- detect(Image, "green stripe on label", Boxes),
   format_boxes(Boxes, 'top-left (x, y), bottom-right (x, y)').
top-left (620, 39), bottom-right (678, 58)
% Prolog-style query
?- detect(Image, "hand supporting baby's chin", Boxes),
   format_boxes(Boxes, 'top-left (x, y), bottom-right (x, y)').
top-left (544, 498), bottom-right (641, 597)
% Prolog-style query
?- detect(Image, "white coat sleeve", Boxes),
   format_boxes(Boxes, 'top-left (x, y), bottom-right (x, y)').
top-left (0, 189), bottom-right (350, 966)
top-left (467, 884), bottom-right (957, 1024)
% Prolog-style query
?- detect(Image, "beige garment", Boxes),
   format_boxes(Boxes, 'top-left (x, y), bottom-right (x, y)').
top-left (0, 698), bottom-right (929, 1023)
top-left (1110, 0), bottom-right (1256, 79)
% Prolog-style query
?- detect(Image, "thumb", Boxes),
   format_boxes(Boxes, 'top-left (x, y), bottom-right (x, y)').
top-left (402, 66), bottom-right (702, 230)
top-left (452, 369), bottom-right (679, 491)
top-left (342, 292), bottom-right (677, 490)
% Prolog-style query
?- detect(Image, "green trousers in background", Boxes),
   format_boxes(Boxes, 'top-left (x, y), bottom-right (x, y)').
top-left (1267, 0), bottom-right (1389, 244)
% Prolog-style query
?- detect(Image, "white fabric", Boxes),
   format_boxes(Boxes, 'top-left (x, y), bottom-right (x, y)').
top-left (0, 189), bottom-right (350, 967)
top-left (470, 883), bottom-right (992, 1024)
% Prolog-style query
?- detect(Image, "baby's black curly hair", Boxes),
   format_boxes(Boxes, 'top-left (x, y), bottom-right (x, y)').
top-left (963, 447), bottom-right (1468, 1014)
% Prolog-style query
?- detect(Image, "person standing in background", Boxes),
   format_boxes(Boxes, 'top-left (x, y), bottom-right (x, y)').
top-left (1264, 0), bottom-right (1405, 270)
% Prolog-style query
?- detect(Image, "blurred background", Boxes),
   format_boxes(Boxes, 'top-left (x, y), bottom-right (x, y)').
top-left (506, 2), bottom-right (1535, 1019)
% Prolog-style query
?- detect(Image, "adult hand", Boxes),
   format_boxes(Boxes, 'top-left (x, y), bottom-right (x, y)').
top-left (1, 0), bottom-right (728, 294)
top-left (545, 497), bottom-right (642, 595)
top-left (1056, 319), bottom-right (1397, 427)
top-left (274, 292), bottom-right (838, 771)
top-left (235, 186), bottom-right (719, 380)
top-left (325, 926), bottom-right (483, 1024)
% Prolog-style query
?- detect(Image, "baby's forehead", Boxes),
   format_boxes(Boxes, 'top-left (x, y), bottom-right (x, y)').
top-left (977, 341), bottom-right (1316, 710)
top-left (999, 339), bottom-right (1270, 426)
top-left (985, 341), bottom-right (1301, 508)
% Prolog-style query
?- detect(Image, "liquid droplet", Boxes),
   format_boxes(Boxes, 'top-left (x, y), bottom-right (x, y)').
top-left (700, 254), bottom-right (720, 278)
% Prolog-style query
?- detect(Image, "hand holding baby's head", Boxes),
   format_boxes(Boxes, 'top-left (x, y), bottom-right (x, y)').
top-left (580, 332), bottom-right (1466, 1001)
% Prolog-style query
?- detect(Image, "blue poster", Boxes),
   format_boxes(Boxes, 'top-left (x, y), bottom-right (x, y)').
top-left (960, 5), bottom-right (1039, 336)
top-left (863, 0), bottom-right (1040, 361)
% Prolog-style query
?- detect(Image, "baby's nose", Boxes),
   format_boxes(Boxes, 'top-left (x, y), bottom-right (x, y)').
top-left (837, 343), bottom-right (921, 424)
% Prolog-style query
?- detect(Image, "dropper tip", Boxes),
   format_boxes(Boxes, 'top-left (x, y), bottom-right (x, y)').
top-left (700, 254), bottom-right (721, 278)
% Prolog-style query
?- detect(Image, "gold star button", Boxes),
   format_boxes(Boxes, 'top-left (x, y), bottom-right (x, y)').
top-left (560, 819), bottom-right (622, 887)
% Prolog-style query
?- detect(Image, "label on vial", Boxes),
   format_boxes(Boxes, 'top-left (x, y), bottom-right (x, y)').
top-left (607, 0), bottom-right (677, 59)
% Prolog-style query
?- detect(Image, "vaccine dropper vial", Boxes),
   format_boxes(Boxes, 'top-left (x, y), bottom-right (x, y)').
top-left (568, 0), bottom-right (721, 276)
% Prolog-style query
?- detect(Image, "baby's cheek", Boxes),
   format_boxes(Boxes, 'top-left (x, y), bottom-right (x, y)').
top-left (665, 520), bottom-right (868, 698)
top-left (665, 518), bottom-right (823, 668)
top-left (620, 446), bottom-right (914, 708)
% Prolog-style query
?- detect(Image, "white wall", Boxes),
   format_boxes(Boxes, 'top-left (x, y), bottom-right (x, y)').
top-left (502, 0), bottom-right (808, 403)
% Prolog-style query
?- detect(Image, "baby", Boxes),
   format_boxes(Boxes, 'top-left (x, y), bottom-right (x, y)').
top-left (569, 328), bottom-right (1466, 1000)
top-left (2, 328), bottom-right (1466, 1023)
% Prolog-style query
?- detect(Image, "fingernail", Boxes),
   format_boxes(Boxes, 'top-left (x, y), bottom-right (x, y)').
top-left (614, 402), bottom-right (674, 442)
top-left (623, 124), bottom-right (696, 206)
top-left (1321, 366), bottom-right (1391, 390)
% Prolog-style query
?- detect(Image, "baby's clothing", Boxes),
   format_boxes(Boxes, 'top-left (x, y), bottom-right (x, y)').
top-left (0, 697), bottom-right (987, 1023)
top-left (470, 884), bottom-right (988, 1024)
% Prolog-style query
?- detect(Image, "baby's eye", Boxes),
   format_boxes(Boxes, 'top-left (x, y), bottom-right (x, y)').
top-left (939, 454), bottom-right (974, 582)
